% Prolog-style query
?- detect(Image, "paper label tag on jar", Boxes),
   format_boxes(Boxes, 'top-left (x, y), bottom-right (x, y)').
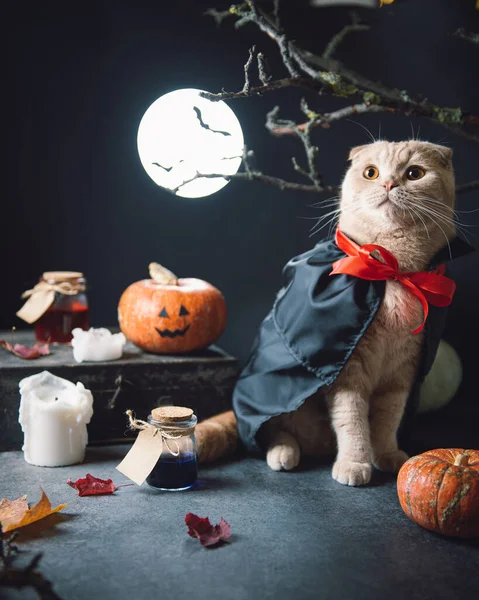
top-left (16, 289), bottom-right (56, 324)
top-left (116, 429), bottom-right (163, 486)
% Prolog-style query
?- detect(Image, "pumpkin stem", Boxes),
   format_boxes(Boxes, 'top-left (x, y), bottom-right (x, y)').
top-left (148, 262), bottom-right (179, 286)
top-left (453, 453), bottom-right (469, 467)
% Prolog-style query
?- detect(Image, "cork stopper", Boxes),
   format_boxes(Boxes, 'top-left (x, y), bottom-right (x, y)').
top-left (150, 406), bottom-right (194, 423)
top-left (43, 271), bottom-right (84, 283)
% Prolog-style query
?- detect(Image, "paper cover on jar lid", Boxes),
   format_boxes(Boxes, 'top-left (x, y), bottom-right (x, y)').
top-left (42, 271), bottom-right (84, 282)
top-left (150, 406), bottom-right (194, 422)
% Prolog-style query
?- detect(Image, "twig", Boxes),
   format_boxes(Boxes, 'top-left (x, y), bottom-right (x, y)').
top-left (323, 16), bottom-right (370, 60)
top-left (241, 1), bottom-right (301, 77)
top-left (456, 180), bottom-right (479, 195)
top-left (454, 28), bottom-right (479, 45)
top-left (171, 168), bottom-right (477, 197)
top-left (204, 7), bottom-right (235, 27)
top-left (257, 52), bottom-right (272, 84)
top-left (171, 170), bottom-right (336, 195)
top-left (205, 2), bottom-right (479, 143)
top-left (243, 46), bottom-right (257, 93)
top-left (266, 102), bottom-right (390, 135)
top-left (200, 77), bottom-right (322, 101)
top-left (294, 47), bottom-right (479, 142)
top-left (0, 528), bottom-right (63, 600)
top-left (202, 2), bottom-right (478, 201)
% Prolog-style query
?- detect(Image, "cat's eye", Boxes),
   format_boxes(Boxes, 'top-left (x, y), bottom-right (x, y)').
top-left (406, 166), bottom-right (426, 180)
top-left (363, 166), bottom-right (379, 180)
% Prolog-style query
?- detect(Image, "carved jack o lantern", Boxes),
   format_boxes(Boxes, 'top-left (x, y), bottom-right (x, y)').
top-left (118, 263), bottom-right (227, 354)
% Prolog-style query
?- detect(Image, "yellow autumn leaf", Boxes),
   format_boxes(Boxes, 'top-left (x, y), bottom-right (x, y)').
top-left (0, 495), bottom-right (29, 530)
top-left (0, 489), bottom-right (67, 533)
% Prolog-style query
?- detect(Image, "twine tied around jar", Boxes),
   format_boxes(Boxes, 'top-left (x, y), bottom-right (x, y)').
top-left (126, 409), bottom-right (195, 457)
top-left (16, 273), bottom-right (86, 324)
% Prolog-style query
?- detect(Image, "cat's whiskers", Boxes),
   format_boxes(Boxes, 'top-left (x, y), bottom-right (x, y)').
top-left (416, 205), bottom-right (472, 245)
top-left (412, 123), bottom-right (421, 141)
top-left (347, 119), bottom-right (377, 144)
top-left (310, 198), bottom-right (364, 236)
top-left (454, 207), bottom-right (479, 215)
top-left (398, 192), bottom-right (462, 232)
top-left (310, 214), bottom-right (340, 238)
top-left (413, 194), bottom-right (473, 222)
top-left (308, 195), bottom-right (340, 209)
top-left (309, 208), bottom-right (342, 236)
top-left (404, 205), bottom-right (418, 228)
top-left (407, 204), bottom-right (431, 239)
top-left (300, 202), bottom-right (342, 221)
top-left (413, 197), bottom-right (473, 239)
top-left (410, 206), bottom-right (454, 258)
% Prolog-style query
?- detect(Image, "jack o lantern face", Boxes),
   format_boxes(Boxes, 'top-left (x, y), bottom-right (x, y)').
top-left (155, 304), bottom-right (191, 339)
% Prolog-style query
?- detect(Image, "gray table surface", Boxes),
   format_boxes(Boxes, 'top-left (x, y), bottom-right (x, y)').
top-left (1, 446), bottom-right (478, 600)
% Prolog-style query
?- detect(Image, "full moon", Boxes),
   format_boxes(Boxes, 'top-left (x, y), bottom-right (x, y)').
top-left (137, 88), bottom-right (244, 198)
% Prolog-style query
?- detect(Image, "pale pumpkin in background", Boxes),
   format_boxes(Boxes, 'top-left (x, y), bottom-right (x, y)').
top-left (397, 449), bottom-right (479, 538)
top-left (118, 263), bottom-right (227, 354)
top-left (418, 340), bottom-right (462, 413)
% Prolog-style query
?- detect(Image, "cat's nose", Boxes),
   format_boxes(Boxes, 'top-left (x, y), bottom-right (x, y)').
top-left (383, 181), bottom-right (399, 192)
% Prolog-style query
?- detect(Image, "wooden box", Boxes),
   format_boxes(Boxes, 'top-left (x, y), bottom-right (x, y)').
top-left (0, 330), bottom-right (239, 451)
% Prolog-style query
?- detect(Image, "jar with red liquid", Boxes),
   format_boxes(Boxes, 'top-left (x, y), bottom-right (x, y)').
top-left (34, 272), bottom-right (89, 344)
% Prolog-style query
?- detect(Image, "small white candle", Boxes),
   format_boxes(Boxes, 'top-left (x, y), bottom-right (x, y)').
top-left (71, 327), bottom-right (126, 363)
top-left (19, 371), bottom-right (94, 467)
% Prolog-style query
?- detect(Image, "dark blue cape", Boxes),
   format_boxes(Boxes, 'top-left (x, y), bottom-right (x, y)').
top-left (232, 235), bottom-right (473, 453)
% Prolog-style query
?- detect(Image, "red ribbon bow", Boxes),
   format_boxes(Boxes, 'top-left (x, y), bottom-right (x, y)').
top-left (330, 228), bottom-right (456, 334)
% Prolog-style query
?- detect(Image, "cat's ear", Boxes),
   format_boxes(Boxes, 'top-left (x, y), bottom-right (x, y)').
top-left (348, 145), bottom-right (369, 161)
top-left (429, 143), bottom-right (453, 164)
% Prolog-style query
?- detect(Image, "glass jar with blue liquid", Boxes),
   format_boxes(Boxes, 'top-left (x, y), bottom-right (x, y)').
top-left (145, 406), bottom-right (198, 491)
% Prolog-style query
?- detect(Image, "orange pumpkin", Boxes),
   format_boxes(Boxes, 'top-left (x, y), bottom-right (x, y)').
top-left (118, 263), bottom-right (227, 354)
top-left (397, 448), bottom-right (479, 538)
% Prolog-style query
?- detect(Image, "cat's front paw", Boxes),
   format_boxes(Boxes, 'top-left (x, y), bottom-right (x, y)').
top-left (266, 443), bottom-right (300, 472)
top-left (373, 450), bottom-right (409, 473)
top-left (332, 459), bottom-right (372, 486)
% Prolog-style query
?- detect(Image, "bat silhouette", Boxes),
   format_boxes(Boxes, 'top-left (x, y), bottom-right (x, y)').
top-left (193, 106), bottom-right (231, 136)
top-left (152, 160), bottom-right (185, 172)
top-left (152, 162), bottom-right (173, 172)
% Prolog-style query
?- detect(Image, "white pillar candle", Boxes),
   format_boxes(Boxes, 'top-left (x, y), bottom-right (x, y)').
top-left (71, 327), bottom-right (126, 363)
top-left (19, 371), bottom-right (94, 467)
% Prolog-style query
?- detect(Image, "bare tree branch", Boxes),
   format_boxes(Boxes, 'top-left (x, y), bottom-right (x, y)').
top-left (200, 2), bottom-right (479, 200)
top-left (454, 28), bottom-right (479, 45)
top-left (243, 46), bottom-right (257, 93)
top-left (171, 169), bottom-right (477, 198)
top-left (323, 13), bottom-right (370, 60)
top-left (272, 0), bottom-right (281, 30)
top-left (456, 180), bottom-right (479, 195)
top-left (204, 7), bottom-right (235, 27)
top-left (1, 528), bottom-right (63, 600)
top-left (205, 2), bottom-right (479, 143)
top-left (171, 170), bottom-right (336, 195)
top-left (266, 102), bottom-right (391, 135)
top-left (293, 47), bottom-right (479, 143)
top-left (200, 77), bottom-right (323, 101)
top-left (257, 52), bottom-right (272, 84)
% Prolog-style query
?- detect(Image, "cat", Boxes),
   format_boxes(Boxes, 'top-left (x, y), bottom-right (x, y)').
top-left (195, 140), bottom-right (459, 486)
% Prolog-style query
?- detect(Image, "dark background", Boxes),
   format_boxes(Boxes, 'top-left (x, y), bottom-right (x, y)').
top-left (4, 0), bottom-right (479, 408)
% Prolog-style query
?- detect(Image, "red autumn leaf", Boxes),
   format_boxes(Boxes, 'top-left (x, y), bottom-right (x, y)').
top-left (185, 512), bottom-right (232, 547)
top-left (0, 339), bottom-right (50, 359)
top-left (67, 473), bottom-right (132, 496)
